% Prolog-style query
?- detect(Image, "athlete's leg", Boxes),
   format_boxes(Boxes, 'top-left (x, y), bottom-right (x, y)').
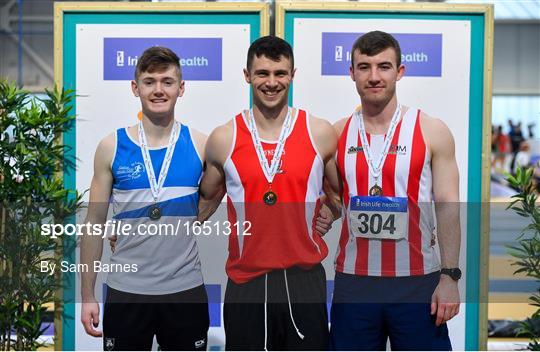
top-left (224, 276), bottom-right (268, 350)
top-left (385, 272), bottom-right (452, 351)
top-left (385, 302), bottom-right (451, 351)
top-left (329, 272), bottom-right (387, 351)
top-left (282, 264), bottom-right (329, 350)
top-left (155, 285), bottom-right (209, 351)
top-left (102, 286), bottom-right (155, 351)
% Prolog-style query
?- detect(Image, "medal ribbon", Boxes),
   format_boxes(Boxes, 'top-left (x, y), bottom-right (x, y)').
top-left (138, 120), bottom-right (179, 203)
top-left (246, 107), bottom-right (293, 185)
top-left (356, 104), bottom-right (402, 181)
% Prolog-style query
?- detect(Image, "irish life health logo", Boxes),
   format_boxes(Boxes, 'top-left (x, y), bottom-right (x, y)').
top-left (321, 32), bottom-right (442, 77)
top-left (104, 37), bottom-right (222, 81)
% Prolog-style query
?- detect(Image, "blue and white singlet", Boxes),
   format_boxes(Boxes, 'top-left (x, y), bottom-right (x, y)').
top-left (106, 123), bottom-right (203, 294)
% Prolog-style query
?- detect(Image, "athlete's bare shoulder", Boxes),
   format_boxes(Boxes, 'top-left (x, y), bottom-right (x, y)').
top-left (209, 119), bottom-right (234, 143)
top-left (333, 117), bottom-right (350, 138)
top-left (309, 114), bottom-right (334, 134)
top-left (308, 114), bottom-right (337, 161)
top-left (205, 119), bottom-right (235, 167)
top-left (188, 127), bottom-right (208, 161)
top-left (94, 132), bottom-right (116, 170)
top-left (418, 111), bottom-right (455, 156)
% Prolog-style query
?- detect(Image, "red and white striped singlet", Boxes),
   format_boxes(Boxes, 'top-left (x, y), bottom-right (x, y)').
top-left (224, 109), bottom-right (328, 284)
top-left (335, 107), bottom-right (440, 277)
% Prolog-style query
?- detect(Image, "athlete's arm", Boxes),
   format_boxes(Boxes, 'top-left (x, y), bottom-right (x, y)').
top-left (310, 116), bottom-right (342, 235)
top-left (422, 113), bottom-right (461, 326)
top-left (329, 116), bottom-right (349, 214)
top-left (198, 122), bottom-right (232, 222)
top-left (80, 133), bottom-right (115, 337)
top-left (190, 128), bottom-right (208, 163)
top-left (324, 116), bottom-right (350, 213)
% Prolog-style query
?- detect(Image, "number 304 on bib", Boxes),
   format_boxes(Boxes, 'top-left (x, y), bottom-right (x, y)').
top-left (349, 196), bottom-right (408, 240)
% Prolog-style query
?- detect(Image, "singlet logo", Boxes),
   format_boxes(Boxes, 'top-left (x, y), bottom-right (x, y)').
top-left (264, 149), bottom-right (285, 157)
top-left (388, 145), bottom-right (407, 155)
top-left (347, 146), bottom-right (364, 154)
top-left (117, 162), bottom-right (145, 181)
top-left (347, 145), bottom-right (407, 155)
top-left (264, 150), bottom-right (285, 174)
top-left (194, 338), bottom-right (206, 348)
top-left (105, 338), bottom-right (115, 351)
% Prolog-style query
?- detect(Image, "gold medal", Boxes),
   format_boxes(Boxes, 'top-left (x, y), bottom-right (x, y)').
top-left (356, 105), bottom-right (401, 200)
top-left (263, 190), bottom-right (277, 205)
top-left (246, 108), bottom-right (292, 208)
top-left (369, 184), bottom-right (383, 197)
top-left (148, 204), bottom-right (161, 220)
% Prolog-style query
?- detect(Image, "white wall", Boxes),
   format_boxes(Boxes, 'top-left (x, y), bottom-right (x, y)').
top-left (1, 1), bottom-right (539, 94)
top-left (493, 23), bottom-right (540, 95)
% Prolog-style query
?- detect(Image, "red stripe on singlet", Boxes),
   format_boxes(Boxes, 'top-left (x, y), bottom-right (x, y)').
top-left (354, 133), bottom-right (370, 276)
top-left (380, 119), bottom-right (403, 277)
top-left (407, 111), bottom-right (426, 275)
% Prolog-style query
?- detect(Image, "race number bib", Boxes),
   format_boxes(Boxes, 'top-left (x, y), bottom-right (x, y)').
top-left (349, 196), bottom-right (408, 240)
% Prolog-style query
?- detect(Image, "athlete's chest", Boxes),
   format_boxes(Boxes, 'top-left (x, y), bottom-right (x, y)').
top-left (231, 139), bottom-right (317, 183)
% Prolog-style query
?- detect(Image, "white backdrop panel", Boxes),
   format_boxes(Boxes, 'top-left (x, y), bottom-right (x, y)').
top-left (74, 23), bottom-right (250, 350)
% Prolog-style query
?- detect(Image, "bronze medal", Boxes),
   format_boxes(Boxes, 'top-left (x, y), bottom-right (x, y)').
top-left (369, 184), bottom-right (383, 197)
top-left (263, 190), bottom-right (277, 206)
top-left (149, 204), bottom-right (161, 220)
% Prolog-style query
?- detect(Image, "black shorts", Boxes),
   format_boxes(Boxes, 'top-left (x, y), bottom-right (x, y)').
top-left (224, 264), bottom-right (329, 351)
top-left (330, 271), bottom-right (452, 351)
top-left (103, 284), bottom-right (209, 351)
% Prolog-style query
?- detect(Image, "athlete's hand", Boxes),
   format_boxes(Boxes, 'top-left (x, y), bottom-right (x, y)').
top-left (81, 300), bottom-right (103, 337)
top-left (431, 275), bottom-right (460, 326)
top-left (315, 203), bottom-right (334, 237)
top-left (108, 234), bottom-right (117, 253)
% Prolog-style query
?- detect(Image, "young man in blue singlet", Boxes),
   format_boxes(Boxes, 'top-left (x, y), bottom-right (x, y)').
top-left (80, 46), bottom-right (209, 351)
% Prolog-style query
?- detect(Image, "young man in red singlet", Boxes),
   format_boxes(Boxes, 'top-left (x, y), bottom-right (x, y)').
top-left (330, 31), bottom-right (461, 350)
top-left (198, 36), bottom-right (340, 350)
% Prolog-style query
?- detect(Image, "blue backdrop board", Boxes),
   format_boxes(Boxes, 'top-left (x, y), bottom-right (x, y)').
top-left (276, 2), bottom-right (493, 350)
top-left (54, 2), bottom-right (269, 350)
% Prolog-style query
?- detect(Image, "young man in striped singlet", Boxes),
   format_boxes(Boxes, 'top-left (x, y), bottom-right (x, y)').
top-left (198, 36), bottom-right (341, 350)
top-left (80, 47), bottom-right (209, 350)
top-left (330, 31), bottom-right (461, 350)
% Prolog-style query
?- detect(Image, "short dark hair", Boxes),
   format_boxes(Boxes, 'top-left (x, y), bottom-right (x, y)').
top-left (246, 36), bottom-right (294, 71)
top-left (135, 46), bottom-right (182, 81)
top-left (351, 31), bottom-right (401, 67)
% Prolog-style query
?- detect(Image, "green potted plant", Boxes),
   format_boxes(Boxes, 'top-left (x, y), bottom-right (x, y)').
top-left (0, 80), bottom-right (83, 350)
